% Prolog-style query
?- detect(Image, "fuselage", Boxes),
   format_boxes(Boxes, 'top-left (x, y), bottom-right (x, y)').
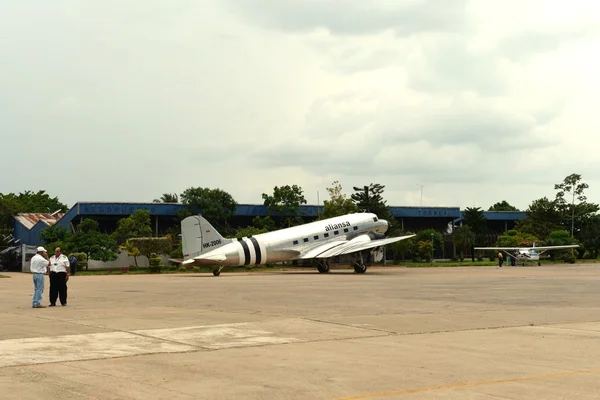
top-left (196, 213), bottom-right (389, 266)
top-left (514, 249), bottom-right (539, 261)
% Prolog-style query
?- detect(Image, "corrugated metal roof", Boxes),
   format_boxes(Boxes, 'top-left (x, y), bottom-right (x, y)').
top-left (14, 213), bottom-right (65, 230)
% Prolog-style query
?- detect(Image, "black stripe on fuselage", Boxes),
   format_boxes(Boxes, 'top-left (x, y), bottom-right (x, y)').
top-left (237, 237), bottom-right (250, 265)
top-left (249, 237), bottom-right (261, 265)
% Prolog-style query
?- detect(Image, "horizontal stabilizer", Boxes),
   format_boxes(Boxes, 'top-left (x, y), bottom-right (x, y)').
top-left (198, 254), bottom-right (227, 262)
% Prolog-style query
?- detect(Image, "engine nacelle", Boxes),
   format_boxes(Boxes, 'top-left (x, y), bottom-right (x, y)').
top-left (348, 232), bottom-right (386, 244)
top-left (367, 231), bottom-right (386, 240)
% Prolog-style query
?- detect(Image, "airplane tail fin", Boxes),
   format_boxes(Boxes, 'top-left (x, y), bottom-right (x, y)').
top-left (181, 215), bottom-right (232, 261)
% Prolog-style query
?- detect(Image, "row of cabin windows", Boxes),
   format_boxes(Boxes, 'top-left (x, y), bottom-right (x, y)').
top-left (292, 226), bottom-right (359, 245)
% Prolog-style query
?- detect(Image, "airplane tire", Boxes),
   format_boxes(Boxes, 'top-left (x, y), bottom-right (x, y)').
top-left (317, 265), bottom-right (329, 273)
top-left (353, 265), bottom-right (367, 274)
top-left (213, 269), bottom-right (221, 276)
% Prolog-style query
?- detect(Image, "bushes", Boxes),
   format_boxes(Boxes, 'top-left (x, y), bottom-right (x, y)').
top-left (148, 253), bottom-right (164, 273)
top-left (69, 252), bottom-right (88, 270)
top-left (128, 237), bottom-right (172, 260)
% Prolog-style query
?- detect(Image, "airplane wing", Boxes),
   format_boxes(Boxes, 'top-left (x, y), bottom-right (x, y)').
top-left (294, 235), bottom-right (415, 260)
top-left (474, 246), bottom-right (520, 251)
top-left (474, 245), bottom-right (579, 251)
top-left (526, 245), bottom-right (579, 251)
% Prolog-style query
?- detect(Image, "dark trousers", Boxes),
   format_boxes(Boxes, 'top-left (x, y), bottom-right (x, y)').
top-left (50, 272), bottom-right (67, 305)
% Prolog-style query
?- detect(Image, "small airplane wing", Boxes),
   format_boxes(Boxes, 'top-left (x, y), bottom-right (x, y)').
top-left (294, 235), bottom-right (415, 260)
top-left (526, 244), bottom-right (579, 251)
top-left (474, 245), bottom-right (579, 251)
top-left (474, 246), bottom-right (520, 251)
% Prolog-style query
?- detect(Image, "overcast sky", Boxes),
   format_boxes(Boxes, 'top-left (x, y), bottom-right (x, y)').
top-left (1, 1), bottom-right (599, 211)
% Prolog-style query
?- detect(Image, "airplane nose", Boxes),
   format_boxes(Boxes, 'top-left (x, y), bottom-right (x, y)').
top-left (380, 219), bottom-right (390, 235)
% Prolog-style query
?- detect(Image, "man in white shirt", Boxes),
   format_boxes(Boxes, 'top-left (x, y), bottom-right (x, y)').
top-left (30, 246), bottom-right (50, 308)
top-left (49, 247), bottom-right (70, 306)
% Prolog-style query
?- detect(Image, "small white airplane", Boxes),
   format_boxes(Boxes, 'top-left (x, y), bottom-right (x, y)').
top-left (474, 242), bottom-right (579, 266)
top-left (180, 212), bottom-right (415, 276)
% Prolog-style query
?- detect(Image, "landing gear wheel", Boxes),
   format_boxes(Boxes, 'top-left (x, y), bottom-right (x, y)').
top-left (317, 265), bottom-right (330, 273)
top-left (538, 262), bottom-right (541, 266)
top-left (317, 260), bottom-right (330, 273)
top-left (213, 268), bottom-right (221, 276)
top-left (353, 264), bottom-right (367, 273)
top-left (351, 251), bottom-right (368, 273)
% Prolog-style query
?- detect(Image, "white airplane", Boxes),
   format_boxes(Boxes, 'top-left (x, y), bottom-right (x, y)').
top-left (180, 212), bottom-right (415, 276)
top-left (474, 242), bottom-right (579, 266)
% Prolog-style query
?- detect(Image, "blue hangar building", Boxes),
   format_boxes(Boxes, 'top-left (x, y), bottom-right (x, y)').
top-left (12, 201), bottom-right (526, 250)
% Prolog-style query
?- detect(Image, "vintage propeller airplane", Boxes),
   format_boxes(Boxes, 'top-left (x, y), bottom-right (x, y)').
top-left (180, 212), bottom-right (415, 276)
top-left (474, 242), bottom-right (579, 266)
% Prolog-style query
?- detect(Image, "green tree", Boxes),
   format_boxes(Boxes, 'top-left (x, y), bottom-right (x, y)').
top-left (153, 193), bottom-right (178, 203)
top-left (235, 226), bottom-right (268, 238)
top-left (462, 207), bottom-right (487, 237)
top-left (387, 232), bottom-right (415, 263)
top-left (496, 229), bottom-right (540, 247)
top-left (0, 190), bottom-right (68, 239)
top-left (112, 209), bottom-right (153, 245)
top-left (319, 180), bottom-right (359, 220)
top-left (554, 173), bottom-right (590, 237)
top-left (350, 183), bottom-right (397, 233)
top-left (180, 187), bottom-right (237, 235)
top-left (578, 214), bottom-right (600, 259)
top-left (517, 197), bottom-right (563, 239)
top-left (40, 225), bottom-right (72, 252)
top-left (415, 240), bottom-right (434, 262)
top-left (554, 174), bottom-right (600, 240)
top-left (462, 207), bottom-right (487, 259)
top-left (123, 239), bottom-right (142, 268)
top-left (69, 219), bottom-right (119, 269)
top-left (251, 216), bottom-right (276, 232)
top-left (0, 195), bottom-right (22, 229)
top-left (545, 230), bottom-right (579, 261)
top-left (128, 237), bottom-right (173, 263)
top-left (9, 190), bottom-right (68, 213)
top-left (261, 185), bottom-right (307, 228)
top-left (351, 183), bottom-right (388, 217)
top-left (452, 225), bottom-right (475, 261)
top-left (414, 229), bottom-right (443, 260)
top-left (488, 201), bottom-right (519, 211)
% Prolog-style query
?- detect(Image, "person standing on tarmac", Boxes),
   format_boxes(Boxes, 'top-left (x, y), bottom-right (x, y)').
top-left (49, 247), bottom-right (70, 306)
top-left (498, 251), bottom-right (504, 268)
top-left (30, 246), bottom-right (50, 308)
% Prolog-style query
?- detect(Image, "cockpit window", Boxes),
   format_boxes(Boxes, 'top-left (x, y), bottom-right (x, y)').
top-left (373, 217), bottom-right (378, 222)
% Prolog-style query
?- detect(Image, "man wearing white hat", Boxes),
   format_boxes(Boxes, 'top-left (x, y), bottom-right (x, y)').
top-left (30, 246), bottom-right (50, 308)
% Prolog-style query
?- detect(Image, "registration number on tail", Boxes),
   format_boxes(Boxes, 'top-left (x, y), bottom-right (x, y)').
top-left (203, 239), bottom-right (222, 249)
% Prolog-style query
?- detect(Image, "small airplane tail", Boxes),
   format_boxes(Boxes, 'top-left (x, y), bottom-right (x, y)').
top-left (181, 215), bottom-right (232, 262)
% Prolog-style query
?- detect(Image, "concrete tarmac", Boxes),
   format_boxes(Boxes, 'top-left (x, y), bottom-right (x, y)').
top-left (1, 264), bottom-right (600, 399)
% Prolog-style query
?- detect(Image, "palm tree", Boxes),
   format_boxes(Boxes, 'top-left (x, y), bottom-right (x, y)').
top-left (153, 193), bottom-right (179, 203)
top-left (452, 225), bottom-right (475, 261)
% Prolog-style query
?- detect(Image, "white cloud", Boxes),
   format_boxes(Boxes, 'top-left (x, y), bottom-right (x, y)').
top-left (0, 0), bottom-right (598, 212)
